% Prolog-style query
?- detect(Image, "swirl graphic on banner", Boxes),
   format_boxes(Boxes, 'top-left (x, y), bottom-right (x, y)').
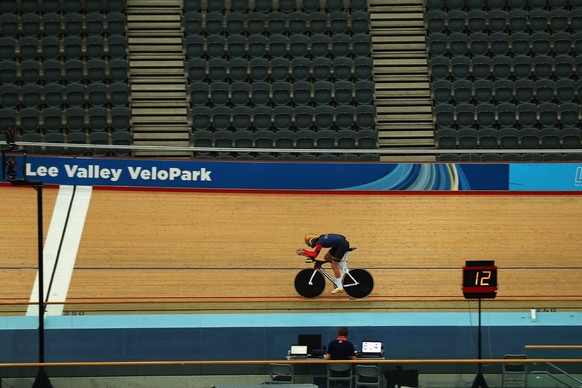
top-left (341, 164), bottom-right (470, 191)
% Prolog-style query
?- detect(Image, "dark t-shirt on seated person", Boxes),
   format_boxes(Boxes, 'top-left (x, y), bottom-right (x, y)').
top-left (326, 337), bottom-right (356, 360)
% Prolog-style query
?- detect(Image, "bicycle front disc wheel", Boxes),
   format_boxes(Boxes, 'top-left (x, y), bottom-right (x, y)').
top-left (342, 269), bottom-right (374, 299)
top-left (294, 269), bottom-right (325, 298)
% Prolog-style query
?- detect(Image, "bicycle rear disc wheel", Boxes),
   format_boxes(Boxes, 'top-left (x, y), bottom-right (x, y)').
top-left (294, 269), bottom-right (325, 298)
top-left (342, 269), bottom-right (374, 299)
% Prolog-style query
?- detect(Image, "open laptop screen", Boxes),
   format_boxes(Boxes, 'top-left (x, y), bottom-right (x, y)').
top-left (361, 341), bottom-right (382, 355)
top-left (290, 345), bottom-right (308, 357)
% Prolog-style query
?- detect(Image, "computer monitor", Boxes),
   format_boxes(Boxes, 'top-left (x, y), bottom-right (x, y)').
top-left (298, 334), bottom-right (323, 353)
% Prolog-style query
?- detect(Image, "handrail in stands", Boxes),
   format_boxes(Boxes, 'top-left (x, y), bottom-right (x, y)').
top-left (2, 358), bottom-right (582, 368)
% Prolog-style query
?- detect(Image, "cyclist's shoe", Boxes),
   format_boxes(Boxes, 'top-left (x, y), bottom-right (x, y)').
top-left (330, 288), bottom-right (345, 294)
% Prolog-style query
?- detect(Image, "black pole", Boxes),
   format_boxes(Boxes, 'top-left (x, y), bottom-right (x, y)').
top-left (32, 183), bottom-right (53, 388)
top-left (471, 298), bottom-right (489, 388)
top-left (478, 297), bottom-right (481, 374)
top-left (36, 184), bottom-right (44, 363)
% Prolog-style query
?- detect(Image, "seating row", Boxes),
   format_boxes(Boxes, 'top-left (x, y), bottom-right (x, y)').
top-left (191, 104), bottom-right (375, 132)
top-left (188, 56), bottom-right (373, 83)
top-left (189, 80), bottom-right (374, 107)
top-left (428, 31), bottom-right (582, 58)
top-left (185, 33), bottom-right (372, 60)
top-left (0, 58), bottom-right (129, 85)
top-left (1, 36), bottom-right (127, 62)
top-left (433, 78), bottom-right (581, 105)
top-left (0, 11), bottom-right (126, 38)
top-left (434, 102), bottom-right (581, 129)
top-left (1, 0), bottom-right (125, 14)
top-left (426, 8), bottom-right (582, 34)
top-left (184, 0), bottom-right (368, 13)
top-left (429, 54), bottom-right (582, 81)
top-left (437, 126), bottom-right (582, 150)
top-left (184, 10), bottom-right (370, 36)
top-left (0, 82), bottom-right (130, 109)
top-left (193, 151), bottom-right (380, 161)
top-left (439, 152), bottom-right (582, 161)
top-left (193, 128), bottom-right (377, 150)
top-left (426, 0), bottom-right (582, 12)
top-left (0, 106), bottom-right (131, 134)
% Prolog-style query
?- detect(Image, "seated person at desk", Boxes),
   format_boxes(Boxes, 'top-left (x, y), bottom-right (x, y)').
top-left (325, 327), bottom-right (357, 360)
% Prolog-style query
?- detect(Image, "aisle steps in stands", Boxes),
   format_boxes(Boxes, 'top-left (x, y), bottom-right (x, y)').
top-left (370, 0), bottom-right (435, 161)
top-left (126, 0), bottom-right (192, 157)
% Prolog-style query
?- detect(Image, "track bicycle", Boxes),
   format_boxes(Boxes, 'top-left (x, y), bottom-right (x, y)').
top-left (294, 248), bottom-right (374, 299)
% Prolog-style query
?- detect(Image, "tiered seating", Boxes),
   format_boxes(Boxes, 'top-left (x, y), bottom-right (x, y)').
top-left (426, 0), bottom-right (582, 161)
top-left (185, 0), bottom-right (376, 160)
top-left (0, 1), bottom-right (131, 156)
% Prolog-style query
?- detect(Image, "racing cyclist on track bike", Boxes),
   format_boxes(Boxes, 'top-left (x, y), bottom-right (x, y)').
top-left (296, 233), bottom-right (350, 294)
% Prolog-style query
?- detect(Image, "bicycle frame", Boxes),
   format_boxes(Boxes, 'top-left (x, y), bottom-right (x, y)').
top-left (307, 250), bottom-right (360, 288)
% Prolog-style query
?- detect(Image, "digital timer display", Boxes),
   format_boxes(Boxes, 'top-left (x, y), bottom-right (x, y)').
top-left (462, 260), bottom-right (498, 299)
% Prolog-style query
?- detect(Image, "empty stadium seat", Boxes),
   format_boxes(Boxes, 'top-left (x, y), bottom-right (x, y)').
top-left (294, 106), bottom-right (314, 131)
top-left (19, 107), bottom-right (41, 134)
top-left (290, 57), bottom-right (310, 82)
top-left (313, 81), bottom-right (333, 106)
top-left (246, 12), bottom-right (266, 35)
top-left (271, 81), bottom-right (292, 106)
top-left (0, 84), bottom-right (19, 109)
top-left (437, 127), bottom-right (457, 149)
top-left (496, 103), bottom-right (517, 129)
top-left (514, 79), bottom-right (534, 104)
top-left (210, 82), bottom-right (230, 106)
top-left (498, 127), bottom-right (519, 149)
top-left (315, 129), bottom-right (336, 149)
top-left (520, 127), bottom-right (541, 149)
top-left (538, 102), bottom-right (558, 128)
top-left (292, 81), bottom-right (312, 106)
top-left (226, 34), bottom-right (246, 59)
top-left (473, 79), bottom-right (494, 104)
top-left (251, 81), bottom-right (270, 106)
top-left (211, 106), bottom-right (232, 132)
top-left (273, 106), bottom-right (293, 131)
top-left (206, 35), bottom-right (226, 59)
top-left (228, 58), bottom-right (249, 82)
top-left (88, 106), bottom-right (109, 132)
top-left (87, 83), bottom-right (108, 107)
top-left (230, 82), bottom-right (251, 106)
top-left (478, 127), bottom-right (499, 149)
top-left (309, 106), bottom-right (332, 132)
top-left (232, 106), bottom-right (252, 132)
top-left (270, 58), bottom-right (290, 82)
top-left (332, 57), bottom-right (352, 81)
top-left (355, 104), bottom-right (376, 130)
top-left (334, 81), bottom-right (354, 106)
top-left (452, 79), bottom-right (472, 104)
top-left (335, 105), bottom-right (355, 131)
top-left (193, 106), bottom-right (212, 131)
top-left (476, 103), bottom-right (496, 129)
top-left (494, 79), bottom-right (514, 104)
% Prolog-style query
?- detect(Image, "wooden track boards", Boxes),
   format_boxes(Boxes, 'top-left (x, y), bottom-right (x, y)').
top-left (1, 186), bottom-right (582, 314)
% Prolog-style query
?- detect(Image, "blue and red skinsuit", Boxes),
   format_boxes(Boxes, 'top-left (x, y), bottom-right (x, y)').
top-left (304, 234), bottom-right (350, 261)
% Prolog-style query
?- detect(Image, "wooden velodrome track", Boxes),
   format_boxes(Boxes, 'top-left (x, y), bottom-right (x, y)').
top-left (1, 185), bottom-right (582, 314)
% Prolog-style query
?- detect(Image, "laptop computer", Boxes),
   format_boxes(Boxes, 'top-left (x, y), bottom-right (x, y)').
top-left (359, 341), bottom-right (383, 358)
top-left (289, 345), bottom-right (308, 359)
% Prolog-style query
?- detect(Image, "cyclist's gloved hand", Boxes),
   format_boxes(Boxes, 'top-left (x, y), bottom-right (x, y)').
top-left (296, 249), bottom-right (309, 257)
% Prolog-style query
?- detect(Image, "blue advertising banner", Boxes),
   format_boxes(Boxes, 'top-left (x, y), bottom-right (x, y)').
top-left (510, 163), bottom-right (582, 191)
top-left (0, 156), bottom-right (511, 191)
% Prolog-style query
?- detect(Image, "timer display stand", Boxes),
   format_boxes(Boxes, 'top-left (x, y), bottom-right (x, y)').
top-left (462, 260), bottom-right (498, 388)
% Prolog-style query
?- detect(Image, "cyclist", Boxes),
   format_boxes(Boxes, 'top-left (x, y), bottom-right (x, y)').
top-left (296, 233), bottom-right (350, 294)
